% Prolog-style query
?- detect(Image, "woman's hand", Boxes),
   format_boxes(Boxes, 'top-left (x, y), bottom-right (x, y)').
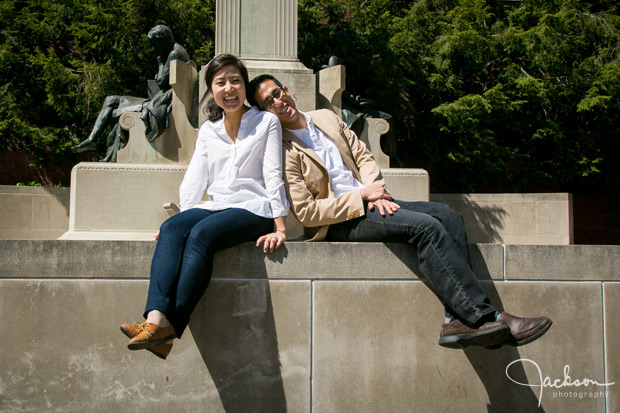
top-left (256, 230), bottom-right (286, 253)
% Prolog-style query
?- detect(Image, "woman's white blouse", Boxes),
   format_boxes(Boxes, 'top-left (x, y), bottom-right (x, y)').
top-left (179, 107), bottom-right (289, 218)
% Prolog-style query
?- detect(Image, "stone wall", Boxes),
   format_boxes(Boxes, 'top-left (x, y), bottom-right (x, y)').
top-left (431, 193), bottom-right (573, 245)
top-left (1, 240), bottom-right (617, 412)
top-left (0, 185), bottom-right (70, 239)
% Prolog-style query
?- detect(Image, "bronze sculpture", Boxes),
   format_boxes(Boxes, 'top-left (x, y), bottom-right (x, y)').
top-left (71, 25), bottom-right (190, 161)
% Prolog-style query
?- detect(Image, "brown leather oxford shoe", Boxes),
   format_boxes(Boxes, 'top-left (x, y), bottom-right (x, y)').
top-left (439, 319), bottom-right (511, 349)
top-left (489, 312), bottom-right (553, 348)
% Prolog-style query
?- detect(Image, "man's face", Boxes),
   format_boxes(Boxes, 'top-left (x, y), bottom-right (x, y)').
top-left (254, 80), bottom-right (298, 125)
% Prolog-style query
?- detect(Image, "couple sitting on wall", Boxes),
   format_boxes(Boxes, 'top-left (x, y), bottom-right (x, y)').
top-left (120, 54), bottom-right (552, 360)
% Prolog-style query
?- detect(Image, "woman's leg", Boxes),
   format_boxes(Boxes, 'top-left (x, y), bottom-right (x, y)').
top-left (143, 208), bottom-right (215, 322)
top-left (165, 208), bottom-right (272, 338)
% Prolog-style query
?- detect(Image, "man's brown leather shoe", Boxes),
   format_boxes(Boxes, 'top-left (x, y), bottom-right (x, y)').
top-left (438, 319), bottom-right (511, 349)
top-left (120, 322), bottom-right (174, 359)
top-left (487, 312), bottom-right (552, 348)
top-left (126, 322), bottom-right (176, 351)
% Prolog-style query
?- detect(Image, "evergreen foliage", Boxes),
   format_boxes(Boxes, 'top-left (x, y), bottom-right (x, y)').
top-left (298, 0), bottom-right (620, 192)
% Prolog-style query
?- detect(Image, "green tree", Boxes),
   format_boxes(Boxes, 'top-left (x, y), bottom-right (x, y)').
top-left (298, 0), bottom-right (620, 193)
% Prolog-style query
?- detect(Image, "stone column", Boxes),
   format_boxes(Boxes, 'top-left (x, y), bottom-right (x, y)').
top-left (215, 0), bottom-right (315, 111)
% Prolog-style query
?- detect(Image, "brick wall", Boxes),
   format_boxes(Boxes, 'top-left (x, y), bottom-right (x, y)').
top-left (0, 150), bottom-right (77, 187)
top-left (573, 192), bottom-right (620, 245)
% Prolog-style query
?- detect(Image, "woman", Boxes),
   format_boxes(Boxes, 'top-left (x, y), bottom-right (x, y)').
top-left (120, 54), bottom-right (288, 359)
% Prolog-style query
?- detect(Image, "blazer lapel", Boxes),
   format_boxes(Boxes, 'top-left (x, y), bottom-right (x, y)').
top-left (310, 113), bottom-right (362, 182)
top-left (283, 129), bottom-right (328, 173)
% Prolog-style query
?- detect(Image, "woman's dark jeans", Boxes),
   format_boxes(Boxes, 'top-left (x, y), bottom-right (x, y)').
top-left (144, 208), bottom-right (273, 337)
top-left (326, 200), bottom-right (496, 326)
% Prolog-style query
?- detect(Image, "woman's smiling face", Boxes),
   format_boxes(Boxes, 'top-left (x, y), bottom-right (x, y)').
top-left (211, 64), bottom-right (246, 113)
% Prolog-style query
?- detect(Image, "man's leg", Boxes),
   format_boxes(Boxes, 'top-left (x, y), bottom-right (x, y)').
top-left (326, 201), bottom-right (552, 349)
top-left (327, 201), bottom-right (494, 326)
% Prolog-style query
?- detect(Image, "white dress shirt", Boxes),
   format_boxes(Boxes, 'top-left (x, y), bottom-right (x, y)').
top-left (179, 106), bottom-right (289, 218)
top-left (288, 111), bottom-right (364, 197)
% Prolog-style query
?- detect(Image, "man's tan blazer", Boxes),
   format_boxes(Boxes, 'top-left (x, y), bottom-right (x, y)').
top-left (282, 109), bottom-right (383, 241)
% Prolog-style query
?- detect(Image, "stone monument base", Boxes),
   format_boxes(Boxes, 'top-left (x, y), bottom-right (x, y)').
top-left (59, 162), bottom-right (429, 240)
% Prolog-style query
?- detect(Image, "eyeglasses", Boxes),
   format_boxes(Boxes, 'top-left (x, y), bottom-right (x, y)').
top-left (263, 87), bottom-right (284, 110)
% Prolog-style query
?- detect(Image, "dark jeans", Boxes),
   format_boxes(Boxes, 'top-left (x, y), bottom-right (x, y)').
top-left (144, 208), bottom-right (273, 338)
top-left (326, 200), bottom-right (496, 326)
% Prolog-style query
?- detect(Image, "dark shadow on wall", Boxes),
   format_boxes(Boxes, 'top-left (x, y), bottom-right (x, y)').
top-left (433, 196), bottom-right (509, 244)
top-left (188, 245), bottom-right (290, 413)
top-left (465, 246), bottom-right (544, 412)
top-left (386, 243), bottom-right (544, 412)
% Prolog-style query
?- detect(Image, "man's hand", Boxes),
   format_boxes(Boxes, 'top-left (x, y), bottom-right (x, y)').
top-left (360, 182), bottom-right (392, 203)
top-left (368, 199), bottom-right (401, 216)
top-left (256, 231), bottom-right (286, 253)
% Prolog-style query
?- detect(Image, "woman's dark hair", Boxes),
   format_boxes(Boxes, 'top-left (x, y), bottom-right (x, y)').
top-left (201, 54), bottom-right (250, 122)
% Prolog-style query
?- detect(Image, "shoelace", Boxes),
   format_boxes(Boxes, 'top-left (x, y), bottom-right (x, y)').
top-left (135, 322), bottom-right (154, 338)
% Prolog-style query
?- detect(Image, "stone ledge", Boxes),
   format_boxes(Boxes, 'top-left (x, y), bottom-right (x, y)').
top-left (2, 239), bottom-right (617, 411)
top-left (1, 240), bottom-right (619, 281)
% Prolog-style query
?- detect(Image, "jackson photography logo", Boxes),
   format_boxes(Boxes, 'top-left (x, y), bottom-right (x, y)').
top-left (506, 358), bottom-right (615, 407)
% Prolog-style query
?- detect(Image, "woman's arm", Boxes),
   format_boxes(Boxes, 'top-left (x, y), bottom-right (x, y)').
top-left (261, 114), bottom-right (289, 218)
top-left (256, 114), bottom-right (288, 253)
top-left (256, 216), bottom-right (287, 253)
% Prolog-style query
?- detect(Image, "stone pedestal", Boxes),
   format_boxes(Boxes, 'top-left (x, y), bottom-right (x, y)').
top-left (59, 163), bottom-right (430, 241)
top-left (60, 163), bottom-right (187, 240)
top-left (215, 0), bottom-right (316, 111)
top-left (316, 65), bottom-right (345, 117)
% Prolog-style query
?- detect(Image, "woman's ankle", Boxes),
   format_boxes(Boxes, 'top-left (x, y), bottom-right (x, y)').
top-left (145, 310), bottom-right (170, 327)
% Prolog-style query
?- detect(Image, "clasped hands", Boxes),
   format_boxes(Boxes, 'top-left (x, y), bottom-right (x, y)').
top-left (360, 182), bottom-right (400, 216)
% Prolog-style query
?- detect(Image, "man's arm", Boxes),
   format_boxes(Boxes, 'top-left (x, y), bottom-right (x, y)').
top-left (283, 146), bottom-right (365, 228)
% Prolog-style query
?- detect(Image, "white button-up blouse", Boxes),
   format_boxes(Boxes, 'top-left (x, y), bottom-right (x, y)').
top-left (179, 106), bottom-right (289, 219)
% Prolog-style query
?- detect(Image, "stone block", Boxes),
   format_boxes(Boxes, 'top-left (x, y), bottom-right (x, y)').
top-left (431, 193), bottom-right (573, 245)
top-left (61, 163), bottom-right (186, 239)
top-left (505, 245), bottom-right (620, 281)
top-left (31, 189), bottom-right (70, 230)
top-left (487, 282), bottom-right (607, 412)
top-left (244, 59), bottom-right (316, 113)
top-left (0, 240), bottom-right (617, 411)
top-left (382, 168), bottom-right (429, 202)
top-left (316, 65), bottom-right (345, 118)
top-left (0, 240), bottom-right (155, 279)
top-left (0, 278), bottom-right (311, 412)
top-left (0, 191), bottom-right (32, 230)
top-left (0, 186), bottom-right (70, 239)
top-left (604, 282), bottom-right (620, 411)
top-left (312, 280), bottom-right (605, 412)
top-left (0, 240), bottom-right (503, 281)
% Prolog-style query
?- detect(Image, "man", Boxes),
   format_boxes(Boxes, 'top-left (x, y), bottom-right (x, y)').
top-left (247, 74), bottom-right (553, 349)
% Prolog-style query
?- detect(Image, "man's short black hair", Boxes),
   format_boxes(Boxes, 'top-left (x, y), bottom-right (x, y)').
top-left (247, 74), bottom-right (284, 108)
